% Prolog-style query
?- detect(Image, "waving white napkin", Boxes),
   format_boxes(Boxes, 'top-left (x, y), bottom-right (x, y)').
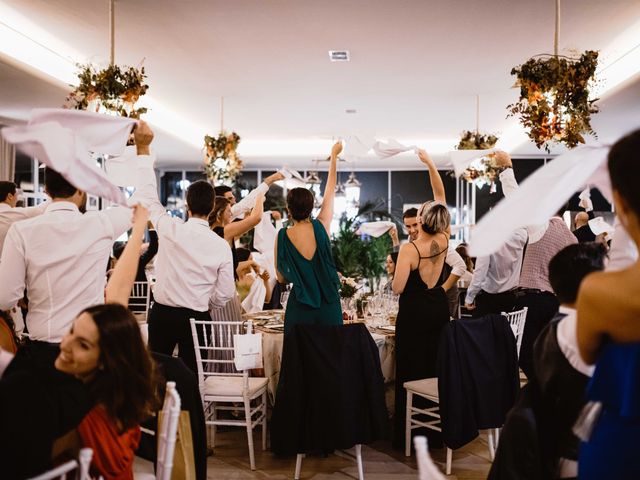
top-left (241, 271), bottom-right (268, 314)
top-left (469, 144), bottom-right (610, 257)
top-left (448, 148), bottom-right (498, 177)
top-left (278, 168), bottom-right (307, 189)
top-left (588, 217), bottom-right (615, 236)
top-left (253, 214), bottom-right (279, 293)
top-left (372, 139), bottom-right (418, 158)
top-left (2, 109), bottom-right (134, 205)
top-left (578, 188), bottom-right (594, 212)
top-left (356, 221), bottom-right (395, 238)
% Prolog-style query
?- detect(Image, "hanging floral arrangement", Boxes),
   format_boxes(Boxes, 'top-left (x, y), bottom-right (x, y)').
top-left (457, 130), bottom-right (499, 150)
top-left (203, 132), bottom-right (243, 185)
top-left (66, 63), bottom-right (149, 118)
top-left (507, 50), bottom-right (599, 152)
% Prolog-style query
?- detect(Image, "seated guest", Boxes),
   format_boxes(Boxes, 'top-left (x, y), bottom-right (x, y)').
top-left (0, 205), bottom-right (158, 479)
top-left (455, 242), bottom-right (475, 284)
top-left (382, 252), bottom-right (399, 294)
top-left (576, 129), bottom-right (640, 479)
top-left (235, 247), bottom-right (273, 307)
top-left (112, 221), bottom-right (158, 282)
top-left (275, 142), bottom-right (343, 334)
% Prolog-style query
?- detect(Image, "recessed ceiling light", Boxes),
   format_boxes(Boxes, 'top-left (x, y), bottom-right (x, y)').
top-left (329, 50), bottom-right (350, 62)
top-left (345, 109), bottom-right (357, 114)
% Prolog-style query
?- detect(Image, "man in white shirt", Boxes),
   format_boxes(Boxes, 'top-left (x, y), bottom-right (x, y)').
top-left (464, 228), bottom-right (528, 316)
top-left (0, 168), bottom-right (137, 361)
top-left (0, 181), bottom-right (48, 254)
top-left (134, 122), bottom-right (235, 374)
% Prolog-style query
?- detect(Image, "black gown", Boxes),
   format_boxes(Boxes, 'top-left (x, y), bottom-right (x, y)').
top-left (393, 241), bottom-right (450, 449)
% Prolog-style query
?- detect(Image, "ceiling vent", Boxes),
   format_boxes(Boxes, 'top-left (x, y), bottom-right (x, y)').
top-left (329, 50), bottom-right (350, 62)
top-left (345, 109), bottom-right (357, 114)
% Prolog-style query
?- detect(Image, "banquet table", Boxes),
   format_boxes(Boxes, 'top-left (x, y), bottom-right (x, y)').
top-left (244, 312), bottom-right (396, 404)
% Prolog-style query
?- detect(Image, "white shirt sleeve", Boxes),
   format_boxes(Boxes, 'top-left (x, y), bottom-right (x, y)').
top-left (499, 168), bottom-right (548, 242)
top-left (446, 248), bottom-right (466, 277)
top-left (209, 247), bottom-right (236, 309)
top-left (0, 227), bottom-right (27, 310)
top-left (606, 217), bottom-right (638, 271)
top-left (465, 255), bottom-right (490, 304)
top-left (101, 206), bottom-right (132, 240)
top-left (231, 182), bottom-right (269, 219)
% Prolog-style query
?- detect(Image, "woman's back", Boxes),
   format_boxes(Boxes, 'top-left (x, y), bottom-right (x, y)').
top-left (285, 221), bottom-right (317, 260)
top-left (404, 233), bottom-right (449, 292)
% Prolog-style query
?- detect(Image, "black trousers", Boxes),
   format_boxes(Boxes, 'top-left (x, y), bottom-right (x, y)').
top-left (147, 302), bottom-right (210, 374)
top-left (515, 291), bottom-right (559, 379)
top-left (474, 290), bottom-right (518, 318)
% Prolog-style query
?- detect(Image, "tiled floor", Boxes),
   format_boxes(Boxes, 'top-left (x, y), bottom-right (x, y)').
top-left (205, 429), bottom-right (492, 479)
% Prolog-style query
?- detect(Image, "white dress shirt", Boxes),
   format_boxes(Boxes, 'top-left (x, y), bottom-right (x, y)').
top-left (465, 228), bottom-right (528, 304)
top-left (135, 159), bottom-right (235, 312)
top-left (0, 201), bottom-right (48, 254)
top-left (606, 217), bottom-right (638, 271)
top-left (556, 306), bottom-right (594, 377)
top-left (231, 182), bottom-right (269, 220)
top-left (446, 247), bottom-right (467, 277)
top-left (0, 201), bottom-right (131, 342)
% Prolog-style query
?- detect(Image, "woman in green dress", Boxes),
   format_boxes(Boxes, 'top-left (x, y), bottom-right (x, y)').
top-left (275, 141), bottom-right (343, 334)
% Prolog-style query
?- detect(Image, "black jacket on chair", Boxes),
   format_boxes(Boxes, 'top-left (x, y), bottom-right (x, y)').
top-left (271, 323), bottom-right (388, 456)
top-left (438, 314), bottom-right (520, 449)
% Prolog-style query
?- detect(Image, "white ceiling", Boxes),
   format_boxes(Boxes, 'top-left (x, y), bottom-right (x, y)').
top-left (1, 0), bottom-right (639, 170)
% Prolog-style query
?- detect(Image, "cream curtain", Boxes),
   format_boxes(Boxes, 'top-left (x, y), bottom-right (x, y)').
top-left (0, 133), bottom-right (16, 181)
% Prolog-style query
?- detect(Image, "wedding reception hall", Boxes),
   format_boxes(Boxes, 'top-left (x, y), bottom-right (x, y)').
top-left (1, 0), bottom-right (640, 478)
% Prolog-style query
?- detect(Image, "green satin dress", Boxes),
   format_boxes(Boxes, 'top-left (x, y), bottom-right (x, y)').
top-left (277, 219), bottom-right (342, 334)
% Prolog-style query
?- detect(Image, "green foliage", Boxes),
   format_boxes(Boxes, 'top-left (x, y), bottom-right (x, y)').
top-left (508, 51), bottom-right (599, 152)
top-left (457, 130), bottom-right (499, 150)
top-left (203, 132), bottom-right (243, 185)
top-left (66, 63), bottom-right (149, 118)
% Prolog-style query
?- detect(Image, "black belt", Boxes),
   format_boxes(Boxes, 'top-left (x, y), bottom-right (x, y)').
top-left (516, 288), bottom-right (552, 295)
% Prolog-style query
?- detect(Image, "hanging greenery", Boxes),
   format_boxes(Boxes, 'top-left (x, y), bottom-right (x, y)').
top-left (457, 130), bottom-right (499, 150)
top-left (203, 132), bottom-right (243, 185)
top-left (507, 50), bottom-right (599, 152)
top-left (66, 63), bottom-right (149, 118)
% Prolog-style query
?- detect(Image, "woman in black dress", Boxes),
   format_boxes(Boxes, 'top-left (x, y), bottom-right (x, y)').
top-left (392, 149), bottom-right (457, 449)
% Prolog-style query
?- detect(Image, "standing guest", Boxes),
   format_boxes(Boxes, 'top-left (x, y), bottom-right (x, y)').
top-left (214, 171), bottom-right (284, 221)
top-left (493, 151), bottom-right (578, 378)
top-left (464, 228), bottom-right (528, 317)
top-left (392, 148), bottom-right (454, 449)
top-left (0, 162), bottom-right (146, 362)
top-left (133, 122), bottom-right (235, 374)
top-left (275, 141), bottom-right (343, 334)
top-left (0, 181), bottom-right (47, 252)
top-left (455, 243), bottom-right (475, 284)
top-left (576, 129), bottom-right (640, 479)
top-left (0, 204), bottom-right (157, 480)
top-left (573, 211), bottom-right (596, 243)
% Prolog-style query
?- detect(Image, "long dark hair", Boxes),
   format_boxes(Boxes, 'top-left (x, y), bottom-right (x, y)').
top-left (208, 196), bottom-right (231, 227)
top-left (82, 304), bottom-right (158, 431)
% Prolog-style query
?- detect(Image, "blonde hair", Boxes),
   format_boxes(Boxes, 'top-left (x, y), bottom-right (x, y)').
top-left (417, 201), bottom-right (450, 235)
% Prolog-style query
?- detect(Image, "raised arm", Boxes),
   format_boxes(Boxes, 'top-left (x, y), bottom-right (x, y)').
top-left (418, 149), bottom-right (445, 203)
top-left (317, 141), bottom-right (343, 233)
top-left (224, 192), bottom-right (265, 241)
top-left (105, 204), bottom-right (148, 305)
top-left (231, 172), bottom-right (284, 219)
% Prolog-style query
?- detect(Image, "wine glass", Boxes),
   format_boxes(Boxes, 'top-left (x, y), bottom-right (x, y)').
top-left (280, 291), bottom-right (290, 311)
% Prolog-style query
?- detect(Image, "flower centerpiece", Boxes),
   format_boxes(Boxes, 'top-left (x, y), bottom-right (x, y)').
top-left (339, 276), bottom-right (359, 299)
top-left (203, 132), bottom-right (243, 185)
top-left (507, 50), bottom-right (599, 152)
top-left (66, 63), bottom-right (149, 118)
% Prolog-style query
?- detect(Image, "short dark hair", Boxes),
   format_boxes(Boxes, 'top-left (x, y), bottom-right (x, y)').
top-left (403, 208), bottom-right (418, 219)
top-left (44, 168), bottom-right (78, 199)
top-left (236, 247), bottom-right (252, 263)
top-left (0, 181), bottom-right (16, 202)
top-left (286, 188), bottom-right (314, 221)
top-left (214, 185), bottom-right (232, 197)
top-left (186, 180), bottom-right (215, 217)
top-left (608, 129), bottom-right (640, 216)
top-left (548, 243), bottom-right (606, 304)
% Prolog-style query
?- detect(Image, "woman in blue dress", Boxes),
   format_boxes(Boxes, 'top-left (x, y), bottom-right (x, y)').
top-left (275, 141), bottom-right (343, 334)
top-left (577, 129), bottom-right (640, 479)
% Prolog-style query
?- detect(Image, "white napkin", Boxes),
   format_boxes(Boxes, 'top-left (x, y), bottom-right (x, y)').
top-left (278, 168), bottom-right (307, 189)
top-left (588, 217), bottom-right (615, 236)
top-left (241, 272), bottom-right (268, 314)
top-left (254, 212), bottom-right (278, 255)
top-left (448, 148), bottom-right (498, 177)
top-left (578, 188), bottom-right (594, 212)
top-left (2, 109), bottom-right (134, 205)
top-left (469, 144), bottom-right (610, 257)
top-left (343, 135), bottom-right (374, 160)
top-left (372, 139), bottom-right (418, 158)
top-left (356, 221), bottom-right (395, 237)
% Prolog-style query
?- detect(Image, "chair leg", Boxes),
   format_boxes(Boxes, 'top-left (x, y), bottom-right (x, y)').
top-left (244, 398), bottom-right (256, 470)
top-left (494, 427), bottom-right (500, 448)
top-left (487, 430), bottom-right (495, 461)
top-left (446, 447), bottom-right (452, 475)
top-left (261, 391), bottom-right (267, 451)
top-left (294, 453), bottom-right (304, 480)
top-left (355, 444), bottom-right (364, 480)
top-left (405, 390), bottom-right (412, 457)
top-left (211, 403), bottom-right (217, 448)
